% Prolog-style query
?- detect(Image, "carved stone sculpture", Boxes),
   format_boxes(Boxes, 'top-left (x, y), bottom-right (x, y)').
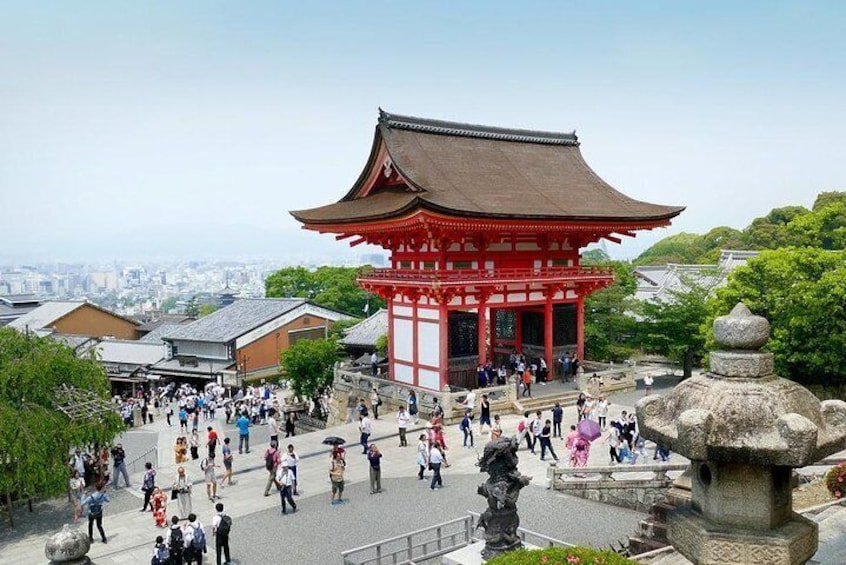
top-left (45, 524), bottom-right (91, 564)
top-left (637, 303), bottom-right (846, 564)
top-left (476, 435), bottom-right (532, 559)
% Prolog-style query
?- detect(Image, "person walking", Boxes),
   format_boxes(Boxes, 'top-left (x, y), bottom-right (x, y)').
top-left (110, 443), bottom-right (130, 489)
top-left (552, 402), bottom-right (563, 438)
top-left (358, 413), bottom-right (372, 455)
top-left (166, 403), bottom-right (174, 427)
top-left (206, 426), bottom-right (219, 460)
top-left (220, 438), bottom-right (234, 487)
top-left (173, 466), bottom-right (193, 520)
top-left (190, 431), bottom-right (200, 461)
top-left (82, 482), bottom-right (109, 544)
top-left (460, 410), bottom-right (474, 448)
top-left (491, 415), bottom-right (503, 439)
top-left (416, 434), bottom-right (429, 480)
top-left (329, 450), bottom-right (346, 505)
top-left (284, 412), bottom-right (297, 437)
top-left (407, 390), bottom-right (419, 424)
top-left (69, 470), bottom-right (85, 522)
top-left (429, 441), bottom-right (445, 490)
top-left (370, 387), bottom-right (380, 420)
top-left (141, 461), bottom-right (157, 512)
top-left (643, 374), bottom-right (654, 396)
top-left (479, 394), bottom-right (491, 435)
top-left (236, 412), bottom-right (250, 454)
top-left (184, 513), bottom-right (207, 565)
top-left (521, 369), bottom-right (532, 397)
top-left (152, 535), bottom-right (170, 565)
top-left (538, 419), bottom-right (559, 461)
top-left (200, 456), bottom-right (219, 501)
top-left (273, 464), bottom-right (297, 515)
top-left (152, 487), bottom-right (168, 527)
top-left (397, 406), bottom-right (410, 447)
top-left (367, 444), bottom-right (382, 494)
top-left (267, 410), bottom-right (280, 445)
top-left (212, 502), bottom-right (232, 565)
top-left (169, 515), bottom-right (185, 565)
top-left (596, 395), bottom-right (609, 430)
top-left (179, 407), bottom-right (189, 433)
top-left (262, 441), bottom-right (280, 497)
top-left (283, 444), bottom-right (300, 496)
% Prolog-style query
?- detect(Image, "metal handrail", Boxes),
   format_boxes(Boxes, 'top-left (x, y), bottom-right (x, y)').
top-left (466, 511), bottom-right (572, 549)
top-left (125, 445), bottom-right (159, 476)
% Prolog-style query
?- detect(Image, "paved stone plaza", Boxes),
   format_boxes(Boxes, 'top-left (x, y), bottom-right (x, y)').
top-left (3, 382), bottom-right (670, 564)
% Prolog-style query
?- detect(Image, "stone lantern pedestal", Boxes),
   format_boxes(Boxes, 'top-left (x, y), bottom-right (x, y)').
top-left (637, 303), bottom-right (846, 565)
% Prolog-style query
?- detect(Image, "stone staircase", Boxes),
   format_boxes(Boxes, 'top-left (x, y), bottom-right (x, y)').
top-left (513, 390), bottom-right (583, 414)
top-left (628, 469), bottom-right (692, 556)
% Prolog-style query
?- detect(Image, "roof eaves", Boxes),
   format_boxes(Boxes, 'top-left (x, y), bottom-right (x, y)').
top-left (379, 109), bottom-right (580, 147)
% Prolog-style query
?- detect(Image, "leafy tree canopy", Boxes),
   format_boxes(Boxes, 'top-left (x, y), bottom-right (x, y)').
top-left (709, 247), bottom-right (846, 384)
top-left (198, 303), bottom-right (219, 318)
top-left (584, 260), bottom-right (638, 362)
top-left (279, 337), bottom-right (341, 403)
top-left (265, 266), bottom-right (385, 316)
top-left (0, 328), bottom-right (123, 517)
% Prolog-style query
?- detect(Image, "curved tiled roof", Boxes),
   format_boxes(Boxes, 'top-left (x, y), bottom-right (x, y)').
top-left (291, 111), bottom-right (684, 226)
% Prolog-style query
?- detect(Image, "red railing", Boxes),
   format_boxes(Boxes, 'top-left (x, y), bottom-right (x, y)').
top-left (358, 266), bottom-right (614, 287)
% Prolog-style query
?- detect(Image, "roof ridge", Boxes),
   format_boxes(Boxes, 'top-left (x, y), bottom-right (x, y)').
top-left (379, 109), bottom-right (579, 146)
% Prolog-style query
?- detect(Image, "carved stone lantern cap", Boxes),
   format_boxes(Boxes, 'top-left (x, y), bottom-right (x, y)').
top-left (637, 302), bottom-right (846, 467)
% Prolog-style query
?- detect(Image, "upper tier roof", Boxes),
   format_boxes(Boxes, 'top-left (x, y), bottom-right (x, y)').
top-left (291, 110), bottom-right (684, 226)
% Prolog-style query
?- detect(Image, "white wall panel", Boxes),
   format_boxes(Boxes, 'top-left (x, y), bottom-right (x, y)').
top-left (394, 363), bottom-right (414, 384)
top-left (418, 369), bottom-right (440, 391)
top-left (393, 305), bottom-right (413, 318)
top-left (417, 322), bottom-right (440, 367)
top-left (417, 307), bottom-right (440, 320)
top-left (393, 318), bottom-right (413, 362)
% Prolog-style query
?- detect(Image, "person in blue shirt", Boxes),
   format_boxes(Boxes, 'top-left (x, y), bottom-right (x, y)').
top-left (236, 412), bottom-right (251, 454)
top-left (81, 482), bottom-right (110, 544)
top-left (460, 411), bottom-right (474, 448)
top-left (178, 408), bottom-right (188, 433)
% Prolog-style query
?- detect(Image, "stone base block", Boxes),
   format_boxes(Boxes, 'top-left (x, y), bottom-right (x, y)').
top-left (668, 507), bottom-right (818, 565)
top-left (441, 540), bottom-right (539, 565)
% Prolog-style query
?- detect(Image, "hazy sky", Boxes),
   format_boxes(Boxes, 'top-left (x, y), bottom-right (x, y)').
top-left (1, 1), bottom-right (844, 262)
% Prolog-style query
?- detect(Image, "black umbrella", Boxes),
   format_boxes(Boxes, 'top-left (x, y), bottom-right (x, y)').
top-left (322, 436), bottom-right (346, 446)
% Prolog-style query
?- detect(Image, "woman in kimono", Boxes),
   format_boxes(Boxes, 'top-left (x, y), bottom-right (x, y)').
top-left (151, 486), bottom-right (168, 527)
top-left (573, 435), bottom-right (591, 470)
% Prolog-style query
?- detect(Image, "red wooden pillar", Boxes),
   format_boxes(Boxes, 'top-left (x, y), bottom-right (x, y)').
top-left (489, 308), bottom-right (497, 366)
top-left (439, 301), bottom-right (449, 390)
top-left (477, 304), bottom-right (487, 366)
top-left (544, 293), bottom-right (553, 381)
top-left (514, 307), bottom-right (523, 354)
top-left (577, 295), bottom-right (585, 361)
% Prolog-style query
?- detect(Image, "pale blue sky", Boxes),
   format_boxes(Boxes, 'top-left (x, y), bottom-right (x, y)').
top-left (1, 1), bottom-right (844, 261)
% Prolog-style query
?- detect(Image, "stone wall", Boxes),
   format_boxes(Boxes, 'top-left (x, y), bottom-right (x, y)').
top-left (552, 478), bottom-right (673, 513)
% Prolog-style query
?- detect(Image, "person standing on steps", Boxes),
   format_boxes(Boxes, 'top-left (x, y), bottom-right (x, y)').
top-left (367, 443), bottom-right (383, 494)
top-left (274, 463), bottom-right (297, 515)
top-left (236, 411), bottom-right (250, 454)
top-left (82, 482), bottom-right (109, 544)
top-left (397, 406), bottom-right (410, 447)
top-left (359, 413), bottom-right (372, 455)
top-left (212, 502), bottom-right (232, 565)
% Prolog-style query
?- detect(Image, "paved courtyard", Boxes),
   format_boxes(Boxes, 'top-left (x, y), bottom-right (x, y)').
top-left (2, 385), bottom-right (662, 564)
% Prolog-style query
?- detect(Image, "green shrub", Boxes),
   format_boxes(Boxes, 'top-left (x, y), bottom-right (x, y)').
top-left (485, 546), bottom-right (637, 565)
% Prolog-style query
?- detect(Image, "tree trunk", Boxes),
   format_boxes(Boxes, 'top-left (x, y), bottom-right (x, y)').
top-left (5, 488), bottom-right (13, 528)
top-left (683, 349), bottom-right (695, 380)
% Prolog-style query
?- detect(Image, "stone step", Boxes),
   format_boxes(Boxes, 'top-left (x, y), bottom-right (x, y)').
top-left (628, 535), bottom-right (668, 556)
top-left (809, 504), bottom-right (843, 524)
top-left (664, 487), bottom-right (692, 507)
top-left (515, 392), bottom-right (582, 413)
top-left (639, 518), bottom-right (669, 542)
top-left (651, 501), bottom-right (677, 522)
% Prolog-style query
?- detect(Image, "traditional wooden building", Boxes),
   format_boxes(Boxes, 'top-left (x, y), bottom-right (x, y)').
top-left (292, 111), bottom-right (684, 391)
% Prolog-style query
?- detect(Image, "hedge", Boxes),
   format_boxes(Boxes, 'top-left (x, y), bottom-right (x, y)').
top-left (485, 547), bottom-right (637, 565)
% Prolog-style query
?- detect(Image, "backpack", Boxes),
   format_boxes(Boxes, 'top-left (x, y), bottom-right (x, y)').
top-left (191, 524), bottom-right (206, 550)
top-left (265, 450), bottom-right (276, 471)
top-left (360, 406), bottom-right (369, 417)
top-left (217, 514), bottom-right (232, 537)
top-left (88, 493), bottom-right (103, 517)
top-left (143, 470), bottom-right (156, 490)
top-left (151, 543), bottom-right (170, 565)
top-left (517, 420), bottom-right (526, 433)
top-left (169, 526), bottom-right (184, 554)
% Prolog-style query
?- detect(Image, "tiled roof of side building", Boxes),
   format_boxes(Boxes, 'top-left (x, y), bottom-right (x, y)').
top-left (162, 298), bottom-right (307, 343)
top-left (8, 301), bottom-right (85, 331)
top-left (291, 110), bottom-right (685, 226)
top-left (96, 340), bottom-right (167, 366)
top-left (339, 309), bottom-right (388, 347)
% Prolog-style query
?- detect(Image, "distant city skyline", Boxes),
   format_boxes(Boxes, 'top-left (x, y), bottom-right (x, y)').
top-left (2, 2), bottom-right (843, 263)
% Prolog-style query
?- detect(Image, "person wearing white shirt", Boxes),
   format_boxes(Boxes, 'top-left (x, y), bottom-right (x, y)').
top-left (396, 407), bottom-right (410, 447)
top-left (273, 465), bottom-right (297, 514)
top-left (359, 414), bottom-right (372, 455)
top-left (282, 444), bottom-right (300, 496)
top-left (212, 502), bottom-right (231, 565)
top-left (428, 442), bottom-right (445, 490)
top-left (267, 411), bottom-right (280, 444)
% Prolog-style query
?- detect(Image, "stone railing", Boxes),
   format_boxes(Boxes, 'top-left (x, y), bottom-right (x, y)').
top-left (575, 367), bottom-right (637, 396)
top-left (334, 366), bottom-right (516, 424)
top-left (547, 462), bottom-right (689, 512)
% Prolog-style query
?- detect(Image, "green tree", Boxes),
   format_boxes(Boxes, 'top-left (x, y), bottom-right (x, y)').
top-left (709, 248), bottom-right (846, 384)
top-left (0, 328), bottom-right (124, 525)
top-left (637, 273), bottom-right (717, 379)
top-left (633, 233), bottom-right (709, 265)
top-left (265, 266), bottom-right (385, 315)
top-left (198, 304), bottom-right (219, 318)
top-left (161, 296), bottom-right (178, 313)
top-left (279, 337), bottom-right (340, 410)
top-left (584, 261), bottom-right (638, 362)
top-left (184, 296), bottom-right (200, 318)
top-left (743, 205), bottom-right (808, 249)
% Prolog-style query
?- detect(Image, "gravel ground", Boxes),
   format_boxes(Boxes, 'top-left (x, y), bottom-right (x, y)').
top-left (225, 474), bottom-right (644, 564)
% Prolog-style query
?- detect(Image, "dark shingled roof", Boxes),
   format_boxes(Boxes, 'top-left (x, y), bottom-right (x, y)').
top-left (291, 110), bottom-right (684, 225)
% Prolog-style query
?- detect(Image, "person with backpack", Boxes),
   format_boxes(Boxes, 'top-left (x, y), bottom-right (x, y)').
top-left (459, 410), bottom-right (474, 448)
top-left (184, 513), bottom-right (207, 564)
top-left (141, 461), bottom-right (157, 512)
top-left (81, 482), bottom-right (109, 544)
top-left (262, 441), bottom-right (280, 497)
top-left (169, 515), bottom-right (185, 565)
top-left (151, 535), bottom-right (170, 565)
top-left (212, 502), bottom-right (232, 565)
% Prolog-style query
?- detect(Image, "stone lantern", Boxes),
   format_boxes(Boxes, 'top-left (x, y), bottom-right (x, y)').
top-left (636, 303), bottom-right (846, 565)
